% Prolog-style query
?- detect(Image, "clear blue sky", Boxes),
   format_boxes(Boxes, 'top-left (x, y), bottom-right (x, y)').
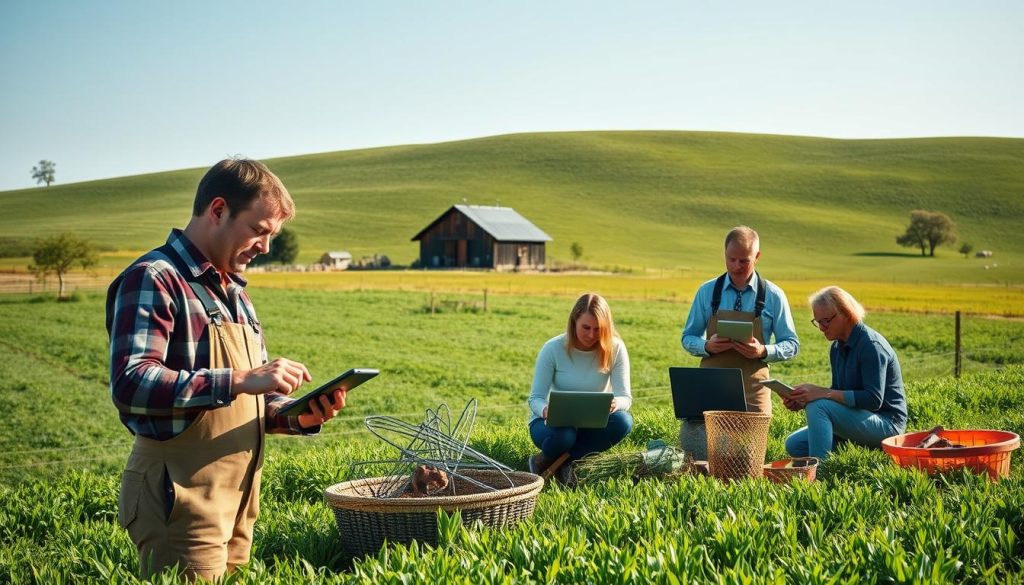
top-left (1, 0), bottom-right (1021, 191)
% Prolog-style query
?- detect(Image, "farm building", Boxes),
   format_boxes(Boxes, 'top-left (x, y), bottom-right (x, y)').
top-left (319, 251), bottom-right (352, 270)
top-left (411, 204), bottom-right (552, 270)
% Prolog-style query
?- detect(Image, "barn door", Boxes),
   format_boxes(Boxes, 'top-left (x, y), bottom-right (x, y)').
top-left (457, 240), bottom-right (468, 266)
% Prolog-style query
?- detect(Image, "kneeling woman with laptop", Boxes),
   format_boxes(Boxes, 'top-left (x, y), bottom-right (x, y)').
top-left (782, 286), bottom-right (907, 459)
top-left (527, 293), bottom-right (633, 483)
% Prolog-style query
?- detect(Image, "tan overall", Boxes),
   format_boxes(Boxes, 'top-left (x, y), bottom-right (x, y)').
top-left (701, 308), bottom-right (771, 415)
top-left (680, 288), bottom-right (772, 460)
top-left (118, 316), bottom-right (264, 581)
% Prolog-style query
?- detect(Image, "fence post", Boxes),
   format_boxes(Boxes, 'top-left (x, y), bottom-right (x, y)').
top-left (483, 288), bottom-right (488, 313)
top-left (430, 291), bottom-right (435, 315)
top-left (954, 311), bottom-right (962, 378)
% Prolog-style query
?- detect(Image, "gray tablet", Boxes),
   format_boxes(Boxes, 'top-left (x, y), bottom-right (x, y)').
top-left (277, 368), bottom-right (379, 416)
top-left (546, 390), bottom-right (613, 429)
top-left (761, 379), bottom-right (793, 398)
top-left (717, 320), bottom-right (753, 341)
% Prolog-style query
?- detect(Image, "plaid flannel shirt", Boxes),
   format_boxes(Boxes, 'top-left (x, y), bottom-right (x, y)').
top-left (106, 229), bottom-right (314, 440)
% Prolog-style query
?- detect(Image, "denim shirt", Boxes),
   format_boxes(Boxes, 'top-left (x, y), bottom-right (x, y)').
top-left (681, 273), bottom-right (800, 362)
top-left (831, 322), bottom-right (908, 428)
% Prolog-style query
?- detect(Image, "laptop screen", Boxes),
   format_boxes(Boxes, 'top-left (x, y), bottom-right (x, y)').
top-left (668, 367), bottom-right (747, 419)
top-left (546, 390), bottom-right (613, 428)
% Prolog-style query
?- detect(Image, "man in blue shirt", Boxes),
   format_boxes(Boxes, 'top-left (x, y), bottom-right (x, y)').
top-left (680, 226), bottom-right (800, 457)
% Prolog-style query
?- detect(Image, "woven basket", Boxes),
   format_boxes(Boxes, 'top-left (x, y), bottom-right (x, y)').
top-left (324, 469), bottom-right (543, 558)
top-left (704, 410), bottom-right (771, 481)
top-left (763, 457), bottom-right (819, 483)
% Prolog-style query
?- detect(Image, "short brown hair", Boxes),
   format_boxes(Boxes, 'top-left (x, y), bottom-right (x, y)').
top-left (193, 158), bottom-right (295, 219)
top-left (809, 286), bottom-right (866, 324)
top-left (565, 292), bottom-right (619, 373)
top-left (724, 226), bottom-right (759, 250)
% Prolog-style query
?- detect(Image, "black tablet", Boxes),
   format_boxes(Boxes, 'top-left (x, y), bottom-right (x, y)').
top-left (276, 368), bottom-right (379, 416)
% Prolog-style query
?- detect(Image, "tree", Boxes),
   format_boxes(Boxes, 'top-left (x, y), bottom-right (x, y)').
top-left (959, 242), bottom-right (974, 259)
top-left (31, 160), bottom-right (56, 187)
top-left (28, 232), bottom-right (97, 299)
top-left (570, 241), bottom-right (583, 266)
top-left (252, 227), bottom-right (299, 266)
top-left (895, 210), bottom-right (957, 257)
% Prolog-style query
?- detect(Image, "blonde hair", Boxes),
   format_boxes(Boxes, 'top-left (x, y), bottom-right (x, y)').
top-left (724, 225), bottom-right (759, 250)
top-left (565, 293), bottom-right (618, 373)
top-left (809, 286), bottom-right (866, 324)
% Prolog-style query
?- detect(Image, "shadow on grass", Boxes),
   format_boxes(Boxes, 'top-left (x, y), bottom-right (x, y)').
top-left (853, 251), bottom-right (928, 258)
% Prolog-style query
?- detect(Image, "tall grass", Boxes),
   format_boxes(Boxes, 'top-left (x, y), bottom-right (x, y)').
top-left (0, 289), bottom-right (1022, 582)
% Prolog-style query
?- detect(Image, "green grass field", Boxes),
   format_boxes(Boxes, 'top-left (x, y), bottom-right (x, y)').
top-left (2, 130), bottom-right (1023, 581)
top-left (1, 131), bottom-right (1022, 283)
top-left (1, 289), bottom-right (1022, 582)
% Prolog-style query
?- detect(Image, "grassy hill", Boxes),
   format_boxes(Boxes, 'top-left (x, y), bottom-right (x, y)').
top-left (2, 131), bottom-right (1022, 283)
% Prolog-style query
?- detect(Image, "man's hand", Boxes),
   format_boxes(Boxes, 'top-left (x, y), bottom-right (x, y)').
top-left (781, 395), bottom-right (803, 411)
top-left (789, 383), bottom-right (829, 407)
top-left (298, 388), bottom-right (346, 429)
top-left (730, 337), bottom-right (766, 360)
top-left (609, 397), bottom-right (619, 413)
top-left (232, 358), bottom-right (312, 396)
top-left (705, 334), bottom-right (734, 355)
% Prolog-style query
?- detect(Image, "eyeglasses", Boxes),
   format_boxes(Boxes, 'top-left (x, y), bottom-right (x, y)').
top-left (811, 313), bottom-right (838, 329)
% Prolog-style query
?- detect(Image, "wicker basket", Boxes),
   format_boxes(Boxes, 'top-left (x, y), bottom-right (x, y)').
top-left (704, 410), bottom-right (771, 481)
top-left (324, 469), bottom-right (543, 557)
top-left (763, 457), bottom-right (819, 483)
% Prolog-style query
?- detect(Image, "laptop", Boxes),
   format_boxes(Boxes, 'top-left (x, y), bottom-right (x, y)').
top-left (668, 367), bottom-right (747, 419)
top-left (545, 390), bottom-right (613, 428)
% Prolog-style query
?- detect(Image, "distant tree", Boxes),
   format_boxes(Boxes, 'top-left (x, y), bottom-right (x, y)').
top-left (959, 242), bottom-right (974, 259)
top-left (31, 160), bottom-right (56, 187)
top-left (570, 241), bottom-right (583, 265)
top-left (270, 227), bottom-right (299, 264)
top-left (252, 227), bottom-right (299, 266)
top-left (896, 210), bottom-right (957, 257)
top-left (28, 232), bottom-right (97, 299)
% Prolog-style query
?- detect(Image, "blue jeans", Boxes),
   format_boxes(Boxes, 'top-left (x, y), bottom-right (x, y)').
top-left (785, 399), bottom-right (903, 459)
top-left (529, 410), bottom-right (634, 461)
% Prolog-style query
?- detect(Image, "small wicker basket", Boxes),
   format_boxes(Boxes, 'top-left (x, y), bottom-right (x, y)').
top-left (324, 469), bottom-right (543, 558)
top-left (762, 457), bottom-right (819, 483)
top-left (704, 410), bottom-right (772, 481)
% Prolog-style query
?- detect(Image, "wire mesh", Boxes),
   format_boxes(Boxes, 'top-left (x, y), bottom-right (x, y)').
top-left (704, 410), bottom-right (771, 481)
top-left (347, 399), bottom-right (515, 498)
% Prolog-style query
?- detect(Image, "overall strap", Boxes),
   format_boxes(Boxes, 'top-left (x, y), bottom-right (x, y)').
top-left (155, 244), bottom-right (224, 325)
top-left (753, 271), bottom-right (767, 319)
top-left (709, 273), bottom-right (728, 315)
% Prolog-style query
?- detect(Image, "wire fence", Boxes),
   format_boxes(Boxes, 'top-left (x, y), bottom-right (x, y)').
top-left (0, 271), bottom-right (112, 295)
top-left (1, 346), bottom-right (1018, 473)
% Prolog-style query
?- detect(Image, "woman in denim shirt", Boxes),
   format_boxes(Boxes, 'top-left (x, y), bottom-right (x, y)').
top-left (784, 286), bottom-right (907, 459)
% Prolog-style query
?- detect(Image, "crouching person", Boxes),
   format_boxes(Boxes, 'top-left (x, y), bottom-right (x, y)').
top-left (526, 293), bottom-right (633, 484)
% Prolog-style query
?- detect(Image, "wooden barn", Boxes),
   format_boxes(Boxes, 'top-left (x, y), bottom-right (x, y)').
top-left (411, 204), bottom-right (552, 270)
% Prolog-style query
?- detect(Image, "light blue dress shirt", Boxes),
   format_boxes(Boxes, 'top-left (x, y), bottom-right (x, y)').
top-left (681, 273), bottom-right (800, 362)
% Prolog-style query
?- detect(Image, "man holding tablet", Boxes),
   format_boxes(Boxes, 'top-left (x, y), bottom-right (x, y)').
top-left (106, 159), bottom-right (348, 581)
top-left (679, 226), bottom-right (800, 456)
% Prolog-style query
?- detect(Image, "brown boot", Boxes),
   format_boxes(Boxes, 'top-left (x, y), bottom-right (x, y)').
top-left (527, 452), bottom-right (553, 475)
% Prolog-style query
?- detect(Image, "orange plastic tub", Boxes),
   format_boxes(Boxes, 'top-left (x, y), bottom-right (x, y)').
top-left (881, 429), bottom-right (1020, 480)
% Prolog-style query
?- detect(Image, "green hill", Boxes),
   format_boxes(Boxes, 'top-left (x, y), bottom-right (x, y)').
top-left (2, 131), bottom-right (1022, 283)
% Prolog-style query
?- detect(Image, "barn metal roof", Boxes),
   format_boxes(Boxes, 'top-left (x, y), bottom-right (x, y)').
top-left (411, 204), bottom-right (552, 242)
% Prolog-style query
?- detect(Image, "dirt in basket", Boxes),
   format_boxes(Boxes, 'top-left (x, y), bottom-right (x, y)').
top-left (398, 473), bottom-right (516, 498)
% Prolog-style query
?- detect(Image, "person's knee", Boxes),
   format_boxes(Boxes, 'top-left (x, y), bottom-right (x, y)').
top-left (546, 427), bottom-right (577, 454)
top-left (785, 429), bottom-right (809, 457)
top-left (607, 411), bottom-right (633, 441)
top-left (805, 399), bottom-right (830, 415)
